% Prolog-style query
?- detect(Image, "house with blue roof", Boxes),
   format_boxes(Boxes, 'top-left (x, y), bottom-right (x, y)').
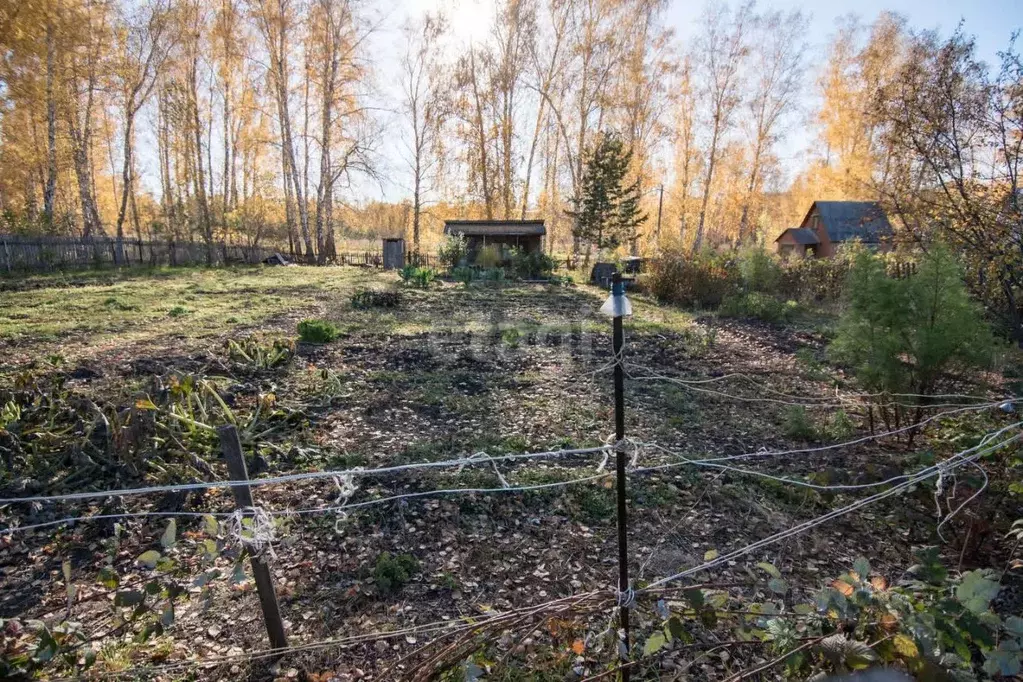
top-left (775, 201), bottom-right (894, 258)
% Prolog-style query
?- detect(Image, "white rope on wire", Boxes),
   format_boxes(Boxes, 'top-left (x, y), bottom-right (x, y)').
top-left (0, 469), bottom-right (616, 536)
top-left (457, 452), bottom-right (510, 488)
top-left (640, 428), bottom-right (1022, 592)
top-left (226, 506), bottom-right (277, 558)
top-left (4, 407), bottom-right (1014, 534)
top-left (0, 444), bottom-right (612, 506)
top-left (625, 361), bottom-right (1014, 410)
top-left (637, 420), bottom-right (1023, 491)
top-left (615, 585), bottom-right (636, 609)
top-left (623, 360), bottom-right (1006, 404)
top-left (629, 400), bottom-right (1014, 478)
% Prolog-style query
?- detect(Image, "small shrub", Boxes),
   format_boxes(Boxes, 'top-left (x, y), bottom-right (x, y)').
top-left (297, 319), bottom-right (340, 343)
top-left (779, 257), bottom-right (849, 302)
top-left (649, 249), bottom-right (740, 308)
top-left (475, 244), bottom-right (501, 269)
top-left (509, 248), bottom-right (556, 279)
top-left (720, 292), bottom-right (798, 323)
top-left (399, 265), bottom-right (436, 289)
top-left (479, 268), bottom-right (505, 284)
top-left (451, 266), bottom-right (475, 286)
top-left (827, 409), bottom-right (856, 440)
top-left (829, 245), bottom-right (993, 429)
top-left (438, 233), bottom-right (469, 269)
top-left (737, 245), bottom-right (783, 294)
top-left (783, 405), bottom-right (817, 441)
top-left (351, 289), bottom-right (402, 309)
top-left (168, 306), bottom-right (188, 317)
top-left (501, 328), bottom-right (521, 347)
top-left (372, 552), bottom-right (419, 594)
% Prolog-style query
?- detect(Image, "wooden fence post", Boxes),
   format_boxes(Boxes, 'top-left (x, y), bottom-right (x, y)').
top-left (218, 425), bottom-right (289, 651)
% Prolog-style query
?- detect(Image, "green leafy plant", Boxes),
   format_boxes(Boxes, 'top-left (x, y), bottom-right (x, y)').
top-left (399, 265), bottom-right (437, 289)
top-left (167, 305), bottom-right (188, 317)
top-left (638, 552), bottom-right (1022, 680)
top-left (438, 233), bottom-right (469, 269)
top-left (479, 268), bottom-right (505, 284)
top-left (226, 335), bottom-right (296, 370)
top-left (830, 246), bottom-right (994, 434)
top-left (783, 405), bottom-right (817, 441)
top-left (451, 266), bottom-right (475, 286)
top-left (373, 552), bottom-right (420, 594)
top-left (720, 292), bottom-right (799, 323)
top-left (509, 248), bottom-right (557, 280)
top-left (736, 245), bottom-right (783, 294)
top-left (297, 319), bottom-right (340, 343)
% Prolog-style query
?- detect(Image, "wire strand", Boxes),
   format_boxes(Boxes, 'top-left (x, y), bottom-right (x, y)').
top-left (640, 429), bottom-right (1020, 591)
top-left (0, 445), bottom-right (611, 506)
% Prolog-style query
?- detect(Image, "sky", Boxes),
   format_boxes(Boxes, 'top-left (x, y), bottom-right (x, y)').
top-left (357, 0), bottom-right (1021, 203)
top-left (134, 0), bottom-right (1022, 205)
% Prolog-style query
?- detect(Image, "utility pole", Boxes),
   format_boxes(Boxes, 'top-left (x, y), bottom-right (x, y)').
top-left (655, 184), bottom-right (664, 246)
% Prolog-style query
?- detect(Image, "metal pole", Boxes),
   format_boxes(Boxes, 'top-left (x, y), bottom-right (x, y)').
top-left (611, 272), bottom-right (631, 681)
top-left (655, 184), bottom-right (664, 245)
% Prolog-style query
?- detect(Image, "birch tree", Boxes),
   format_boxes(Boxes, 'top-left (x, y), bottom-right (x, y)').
top-left (691, 0), bottom-right (752, 252)
top-left (736, 8), bottom-right (807, 243)
top-left (112, 0), bottom-right (175, 262)
top-left (400, 13), bottom-right (447, 253)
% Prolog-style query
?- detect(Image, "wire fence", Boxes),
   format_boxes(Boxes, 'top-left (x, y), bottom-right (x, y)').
top-left (0, 299), bottom-right (1020, 679)
top-left (0, 234), bottom-right (280, 272)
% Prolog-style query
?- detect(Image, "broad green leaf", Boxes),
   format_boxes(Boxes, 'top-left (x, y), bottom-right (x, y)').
top-left (853, 557), bottom-right (871, 579)
top-left (643, 631), bottom-right (666, 656)
top-left (231, 561), bottom-right (247, 584)
top-left (203, 514), bottom-right (220, 536)
top-left (703, 549), bottom-right (719, 562)
top-left (161, 604), bottom-right (175, 627)
top-left (956, 569), bottom-right (1000, 615)
top-left (97, 567), bottom-right (119, 589)
top-left (768, 578), bottom-right (789, 594)
top-left (61, 560), bottom-right (71, 583)
top-left (1005, 615), bottom-right (1023, 638)
top-left (684, 588), bottom-right (704, 609)
top-left (155, 556), bottom-right (176, 572)
top-left (160, 519), bottom-right (177, 549)
top-left (137, 550), bottom-right (161, 568)
top-left (667, 616), bottom-right (690, 643)
top-left (983, 641), bottom-right (1021, 677)
top-left (757, 562), bottom-right (781, 579)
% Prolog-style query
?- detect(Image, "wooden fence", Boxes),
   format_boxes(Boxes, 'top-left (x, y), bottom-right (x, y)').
top-left (0, 235), bottom-right (280, 273)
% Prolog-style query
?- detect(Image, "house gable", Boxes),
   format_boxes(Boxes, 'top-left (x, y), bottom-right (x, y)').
top-left (799, 201), bottom-right (893, 244)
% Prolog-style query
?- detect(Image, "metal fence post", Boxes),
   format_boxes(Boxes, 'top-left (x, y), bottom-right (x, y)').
top-left (611, 272), bottom-right (631, 680)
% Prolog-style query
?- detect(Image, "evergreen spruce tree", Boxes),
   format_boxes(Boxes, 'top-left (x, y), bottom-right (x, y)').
top-left (567, 131), bottom-right (647, 253)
